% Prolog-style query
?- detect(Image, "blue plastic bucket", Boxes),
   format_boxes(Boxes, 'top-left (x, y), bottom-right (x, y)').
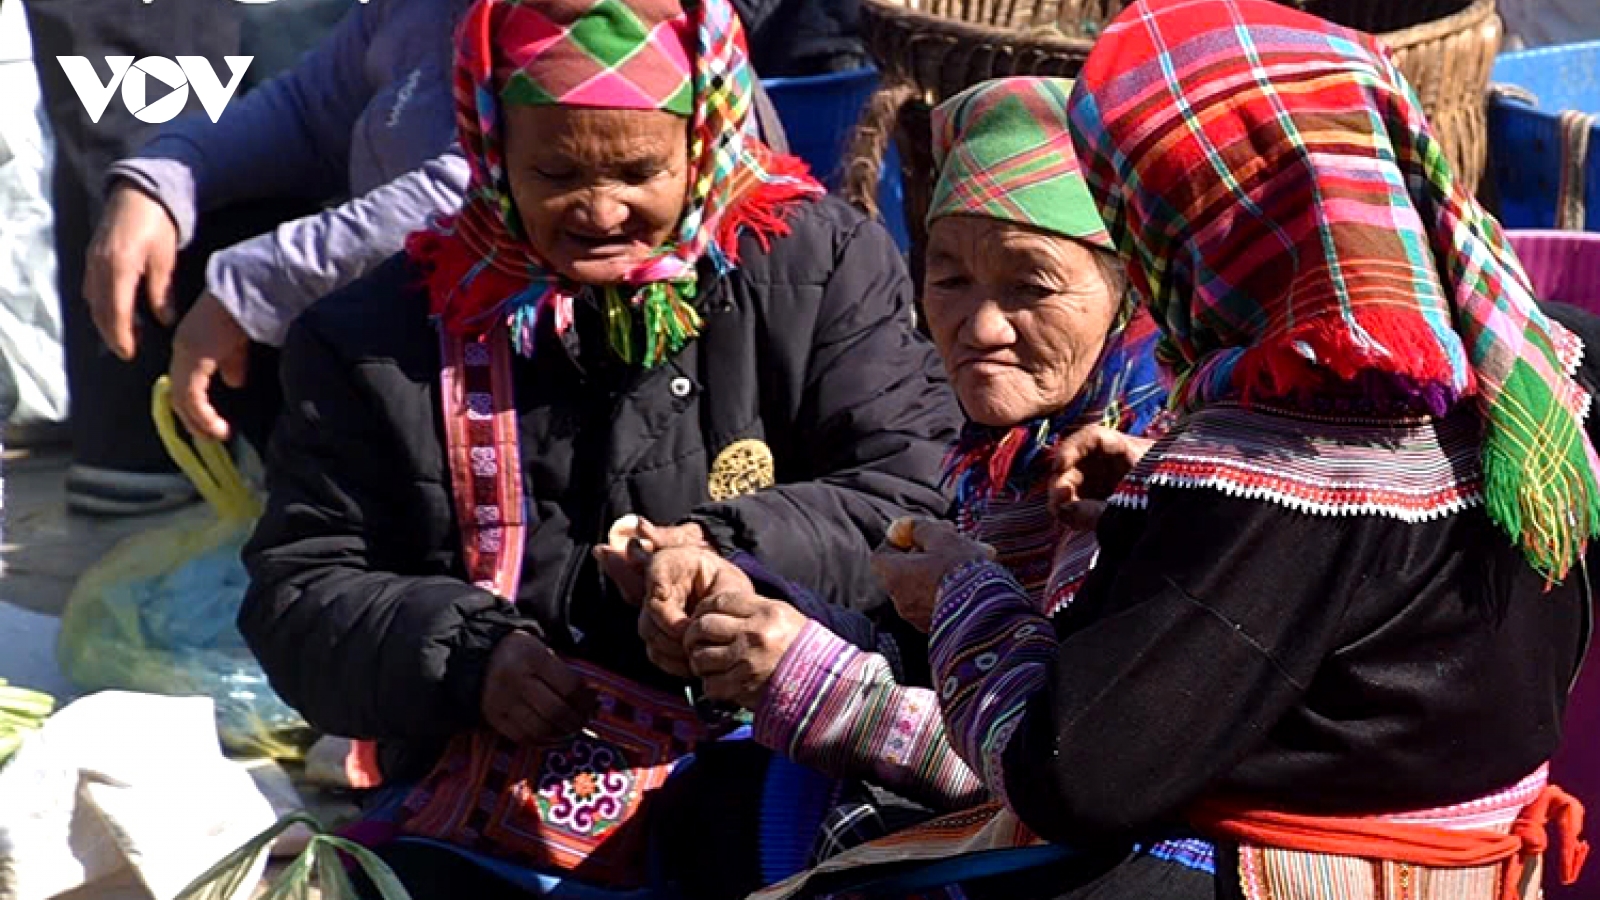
top-left (1488, 41), bottom-right (1600, 230)
top-left (761, 67), bottom-right (910, 250)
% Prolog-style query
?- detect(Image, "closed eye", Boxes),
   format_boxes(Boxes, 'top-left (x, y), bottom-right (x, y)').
top-left (532, 165), bottom-right (578, 182)
top-left (621, 164), bottom-right (667, 185)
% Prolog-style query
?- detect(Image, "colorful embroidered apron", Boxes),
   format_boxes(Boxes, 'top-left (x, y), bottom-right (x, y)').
top-left (395, 324), bottom-right (712, 889)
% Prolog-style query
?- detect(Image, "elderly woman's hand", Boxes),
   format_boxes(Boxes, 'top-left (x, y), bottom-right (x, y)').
top-left (594, 516), bottom-right (711, 606)
top-left (871, 518), bottom-right (996, 632)
top-left (637, 546), bottom-right (754, 677)
top-left (1049, 426), bottom-right (1155, 530)
top-left (682, 593), bottom-right (808, 709)
top-left (481, 630), bottom-right (599, 745)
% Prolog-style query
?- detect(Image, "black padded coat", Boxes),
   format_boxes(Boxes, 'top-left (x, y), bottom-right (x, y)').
top-left (239, 197), bottom-right (962, 773)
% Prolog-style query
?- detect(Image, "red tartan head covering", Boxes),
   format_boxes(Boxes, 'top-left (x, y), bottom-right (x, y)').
top-left (493, 0), bottom-right (695, 115)
top-left (1067, 0), bottom-right (1600, 580)
top-left (407, 0), bottom-right (823, 367)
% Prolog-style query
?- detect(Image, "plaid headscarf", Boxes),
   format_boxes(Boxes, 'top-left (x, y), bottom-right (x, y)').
top-left (929, 78), bottom-right (1164, 504)
top-left (497, 0), bottom-right (695, 114)
top-left (929, 77), bottom-right (1112, 249)
top-left (1068, 0), bottom-right (1600, 580)
top-left (409, 0), bottom-right (823, 365)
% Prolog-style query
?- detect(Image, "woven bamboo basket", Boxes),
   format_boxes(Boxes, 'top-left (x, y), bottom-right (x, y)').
top-left (845, 0), bottom-right (1502, 278)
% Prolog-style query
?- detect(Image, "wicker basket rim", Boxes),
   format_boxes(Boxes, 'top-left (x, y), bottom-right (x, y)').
top-left (862, 0), bottom-right (1097, 53)
top-left (862, 0), bottom-right (1495, 51)
top-left (1377, 0), bottom-right (1495, 51)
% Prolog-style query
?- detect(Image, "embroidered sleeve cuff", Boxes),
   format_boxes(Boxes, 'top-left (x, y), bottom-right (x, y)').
top-left (754, 619), bottom-right (859, 752)
top-left (932, 559), bottom-right (1022, 635)
top-left (755, 620), bottom-right (985, 808)
top-left (928, 560), bottom-right (1057, 805)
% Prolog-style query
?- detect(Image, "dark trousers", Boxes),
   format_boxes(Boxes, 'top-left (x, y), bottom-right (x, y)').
top-left (22, 0), bottom-right (289, 471)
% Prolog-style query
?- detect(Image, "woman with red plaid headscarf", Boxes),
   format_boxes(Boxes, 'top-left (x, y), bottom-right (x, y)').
top-left (754, 1), bottom-right (1594, 898)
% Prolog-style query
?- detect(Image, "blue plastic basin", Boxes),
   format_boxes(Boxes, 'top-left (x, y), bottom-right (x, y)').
top-left (761, 67), bottom-right (910, 251)
top-left (1488, 42), bottom-right (1600, 230)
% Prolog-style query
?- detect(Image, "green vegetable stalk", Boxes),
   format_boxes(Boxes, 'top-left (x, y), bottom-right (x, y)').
top-left (176, 812), bottom-right (412, 900)
top-left (0, 679), bottom-right (55, 767)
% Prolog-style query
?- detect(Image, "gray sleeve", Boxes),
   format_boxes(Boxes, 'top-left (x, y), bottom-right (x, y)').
top-left (206, 148), bottom-right (471, 347)
top-left (103, 2), bottom-right (379, 246)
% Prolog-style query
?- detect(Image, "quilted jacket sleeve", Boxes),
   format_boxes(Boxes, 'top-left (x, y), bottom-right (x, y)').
top-left (239, 279), bottom-right (531, 742)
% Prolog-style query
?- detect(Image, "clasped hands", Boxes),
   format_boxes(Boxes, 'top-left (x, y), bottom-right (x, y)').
top-left (601, 517), bottom-right (807, 711)
top-left (481, 516), bottom-right (801, 746)
top-left (481, 425), bottom-right (1154, 745)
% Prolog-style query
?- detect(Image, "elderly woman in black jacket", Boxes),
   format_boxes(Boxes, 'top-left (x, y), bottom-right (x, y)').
top-left (237, 0), bottom-right (957, 895)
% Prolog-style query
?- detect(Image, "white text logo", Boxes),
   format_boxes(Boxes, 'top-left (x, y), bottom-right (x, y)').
top-left (57, 56), bottom-right (253, 124)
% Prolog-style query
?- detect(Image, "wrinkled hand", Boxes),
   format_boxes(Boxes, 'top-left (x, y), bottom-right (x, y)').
top-left (1048, 426), bottom-right (1154, 530)
top-left (84, 183), bottom-right (180, 360)
top-left (638, 546), bottom-right (753, 677)
top-left (170, 292), bottom-right (249, 441)
top-left (683, 592), bottom-right (808, 709)
top-left (481, 630), bottom-right (598, 745)
top-left (871, 518), bottom-right (995, 632)
top-left (593, 517), bottom-right (710, 606)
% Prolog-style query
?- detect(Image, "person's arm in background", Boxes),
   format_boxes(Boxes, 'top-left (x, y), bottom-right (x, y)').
top-left (157, 146), bottom-right (466, 440)
top-left (105, 2), bottom-right (380, 242)
top-left (85, 2), bottom-right (416, 439)
top-left (205, 149), bottom-right (469, 346)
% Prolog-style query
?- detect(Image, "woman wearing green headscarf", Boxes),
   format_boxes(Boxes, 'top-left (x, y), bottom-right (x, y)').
top-left (657, 76), bottom-right (1201, 870)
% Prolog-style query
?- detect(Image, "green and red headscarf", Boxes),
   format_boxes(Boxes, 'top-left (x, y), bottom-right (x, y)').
top-left (409, 0), bottom-right (823, 365)
top-left (1068, 0), bottom-right (1600, 580)
top-left (927, 77), bottom-right (1167, 506)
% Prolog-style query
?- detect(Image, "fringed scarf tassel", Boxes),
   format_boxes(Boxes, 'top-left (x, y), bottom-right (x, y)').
top-left (599, 149), bottom-right (815, 366)
top-left (1228, 308), bottom-right (1469, 417)
top-left (412, 154), bottom-right (820, 367)
top-left (410, 215), bottom-right (576, 357)
top-left (1481, 360), bottom-right (1600, 584)
top-left (711, 151), bottom-right (825, 265)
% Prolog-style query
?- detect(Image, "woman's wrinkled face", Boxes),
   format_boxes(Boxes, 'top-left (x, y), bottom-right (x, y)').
top-left (503, 104), bottom-right (691, 285)
top-left (923, 216), bottom-right (1123, 427)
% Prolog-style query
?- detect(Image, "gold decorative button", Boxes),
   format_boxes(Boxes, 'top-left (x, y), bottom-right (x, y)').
top-left (708, 438), bottom-right (776, 501)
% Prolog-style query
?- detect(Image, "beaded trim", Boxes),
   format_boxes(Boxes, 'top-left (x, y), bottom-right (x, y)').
top-left (1043, 529), bottom-right (1099, 618)
top-left (1109, 404), bottom-right (1484, 522)
top-left (440, 325), bottom-right (527, 598)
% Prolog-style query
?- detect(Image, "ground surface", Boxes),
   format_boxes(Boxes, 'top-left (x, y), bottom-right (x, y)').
top-left (2, 443), bottom-right (190, 618)
top-left (1, 439), bottom-right (345, 898)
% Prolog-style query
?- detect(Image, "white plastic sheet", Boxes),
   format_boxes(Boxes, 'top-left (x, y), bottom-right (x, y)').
top-left (0, 0), bottom-right (66, 426)
top-left (0, 692), bottom-right (275, 900)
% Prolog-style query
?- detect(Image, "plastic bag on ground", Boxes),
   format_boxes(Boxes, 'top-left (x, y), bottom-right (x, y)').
top-left (55, 380), bottom-right (312, 759)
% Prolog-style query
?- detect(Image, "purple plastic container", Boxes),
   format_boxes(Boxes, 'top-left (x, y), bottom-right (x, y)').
top-left (1507, 229), bottom-right (1600, 900)
top-left (1509, 230), bottom-right (1600, 314)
